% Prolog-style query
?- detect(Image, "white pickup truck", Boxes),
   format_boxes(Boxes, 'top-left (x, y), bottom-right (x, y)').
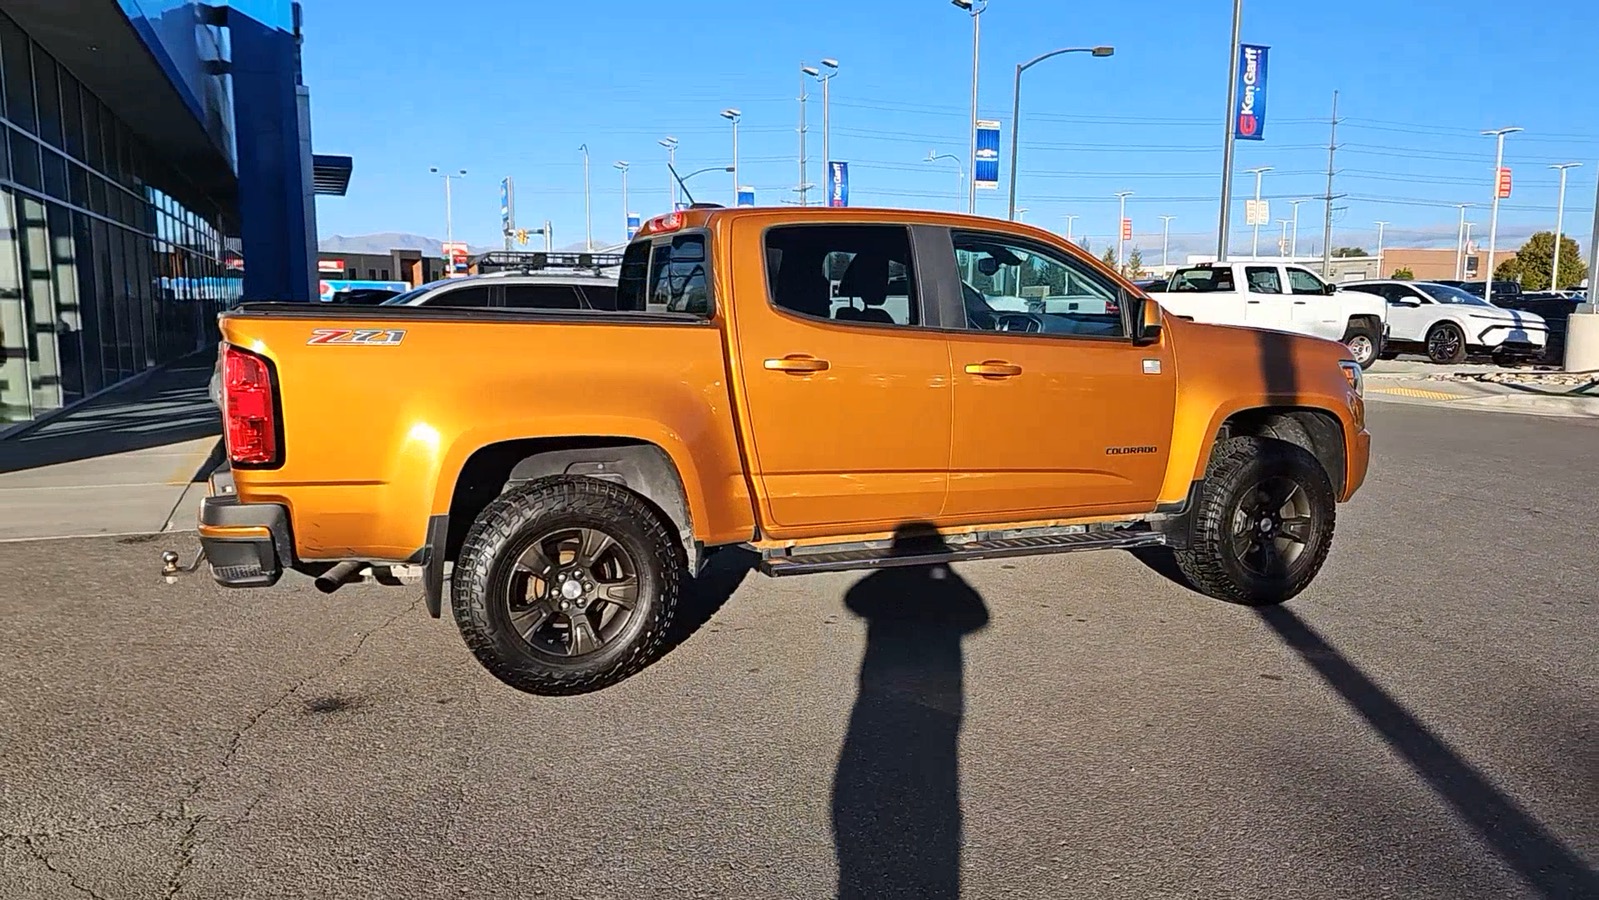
top-left (1145, 262), bottom-right (1388, 368)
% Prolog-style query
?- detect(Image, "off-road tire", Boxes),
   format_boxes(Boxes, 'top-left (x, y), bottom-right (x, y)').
top-left (1342, 322), bottom-right (1382, 369)
top-left (1426, 321), bottom-right (1468, 365)
top-left (1174, 436), bottom-right (1336, 606)
top-left (451, 476), bottom-right (682, 695)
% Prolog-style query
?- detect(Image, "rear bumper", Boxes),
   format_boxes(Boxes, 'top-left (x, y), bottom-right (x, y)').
top-left (198, 470), bottom-right (294, 588)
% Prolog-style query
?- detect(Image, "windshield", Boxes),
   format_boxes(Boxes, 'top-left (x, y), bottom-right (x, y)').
top-left (1416, 283), bottom-right (1493, 306)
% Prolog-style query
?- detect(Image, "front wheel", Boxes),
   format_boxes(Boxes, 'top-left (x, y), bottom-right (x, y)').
top-left (1343, 323), bottom-right (1382, 369)
top-left (1174, 436), bottom-right (1337, 606)
top-left (451, 476), bottom-right (683, 695)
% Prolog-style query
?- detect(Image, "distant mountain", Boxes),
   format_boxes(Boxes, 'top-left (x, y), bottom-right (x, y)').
top-left (318, 232), bottom-right (496, 255)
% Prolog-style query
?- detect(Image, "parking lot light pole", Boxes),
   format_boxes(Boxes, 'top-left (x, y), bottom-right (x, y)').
top-left (952, 0), bottom-right (988, 215)
top-left (614, 161), bottom-right (629, 237)
top-left (1549, 162), bottom-right (1581, 290)
top-left (1159, 214), bottom-right (1176, 270)
top-left (1246, 165), bottom-right (1272, 258)
top-left (1481, 127), bottom-right (1522, 298)
top-left (1114, 190), bottom-right (1133, 270)
top-left (428, 167), bottom-right (465, 248)
top-left (1289, 198), bottom-right (1307, 258)
top-left (659, 137), bottom-right (679, 210)
top-left (804, 61), bottom-right (839, 193)
top-left (1064, 214), bottom-right (1080, 244)
top-left (1454, 203), bottom-right (1470, 279)
top-left (1278, 218), bottom-right (1291, 257)
top-left (1007, 45), bottom-right (1114, 220)
top-left (720, 109), bottom-right (742, 204)
top-left (1374, 221), bottom-right (1388, 277)
top-left (579, 144), bottom-right (592, 251)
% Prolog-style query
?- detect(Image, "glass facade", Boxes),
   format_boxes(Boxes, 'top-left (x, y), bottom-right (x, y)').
top-left (0, 10), bottom-right (241, 426)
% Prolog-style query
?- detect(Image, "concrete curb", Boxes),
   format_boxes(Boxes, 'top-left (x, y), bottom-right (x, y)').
top-left (1366, 385), bottom-right (1599, 419)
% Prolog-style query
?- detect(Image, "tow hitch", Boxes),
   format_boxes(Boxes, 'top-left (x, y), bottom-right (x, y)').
top-left (160, 548), bottom-right (207, 584)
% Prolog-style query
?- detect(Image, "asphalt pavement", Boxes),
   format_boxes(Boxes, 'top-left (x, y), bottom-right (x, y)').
top-left (1, 404), bottom-right (1595, 899)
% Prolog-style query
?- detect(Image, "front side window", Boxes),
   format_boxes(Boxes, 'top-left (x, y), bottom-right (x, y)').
top-left (1246, 267), bottom-right (1283, 294)
top-left (424, 285), bottom-right (491, 308)
top-left (952, 232), bottom-right (1125, 338)
top-left (1286, 267), bottom-right (1328, 294)
top-left (764, 224), bottom-right (919, 327)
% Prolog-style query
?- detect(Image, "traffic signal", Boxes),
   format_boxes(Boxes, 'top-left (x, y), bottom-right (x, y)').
top-left (516, 229), bottom-right (529, 245)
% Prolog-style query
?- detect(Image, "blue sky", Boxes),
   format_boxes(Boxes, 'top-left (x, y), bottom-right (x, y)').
top-left (304, 0), bottom-right (1598, 261)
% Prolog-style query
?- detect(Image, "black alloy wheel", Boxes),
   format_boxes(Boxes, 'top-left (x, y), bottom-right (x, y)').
top-left (506, 526), bottom-right (640, 659)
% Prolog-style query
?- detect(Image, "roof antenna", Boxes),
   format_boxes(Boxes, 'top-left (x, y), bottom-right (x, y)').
top-left (668, 163), bottom-right (696, 208)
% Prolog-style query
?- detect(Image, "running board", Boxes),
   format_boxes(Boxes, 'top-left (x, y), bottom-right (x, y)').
top-left (758, 529), bottom-right (1166, 577)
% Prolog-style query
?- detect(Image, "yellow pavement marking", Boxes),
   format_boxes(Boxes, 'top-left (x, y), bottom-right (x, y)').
top-left (1369, 386), bottom-right (1469, 401)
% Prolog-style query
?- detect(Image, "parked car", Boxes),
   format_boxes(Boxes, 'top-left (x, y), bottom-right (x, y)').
top-left (1145, 261), bottom-right (1388, 368)
top-left (180, 206), bottom-right (1371, 695)
top-left (1342, 280), bottom-right (1547, 364)
top-left (1460, 280), bottom-right (1525, 304)
top-left (380, 270), bottom-right (619, 311)
top-left (330, 287), bottom-right (403, 305)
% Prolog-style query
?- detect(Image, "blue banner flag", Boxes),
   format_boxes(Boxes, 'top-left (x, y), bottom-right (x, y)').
top-left (974, 120), bottom-right (1000, 189)
top-left (626, 212), bottom-right (641, 240)
top-left (827, 162), bottom-right (849, 207)
top-left (737, 187), bottom-right (755, 207)
top-left (499, 177), bottom-right (512, 229)
top-left (1234, 44), bottom-right (1270, 141)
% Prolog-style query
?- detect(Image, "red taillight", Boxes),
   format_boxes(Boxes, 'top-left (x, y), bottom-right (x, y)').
top-left (222, 344), bottom-right (278, 466)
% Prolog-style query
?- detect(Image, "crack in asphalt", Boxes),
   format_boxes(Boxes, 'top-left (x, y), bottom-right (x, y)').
top-left (22, 835), bottom-right (112, 900)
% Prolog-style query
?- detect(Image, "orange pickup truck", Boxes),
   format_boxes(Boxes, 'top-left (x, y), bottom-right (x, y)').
top-left (180, 207), bottom-right (1370, 695)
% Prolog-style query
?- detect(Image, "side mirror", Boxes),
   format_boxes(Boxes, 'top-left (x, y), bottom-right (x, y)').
top-left (1324, 283), bottom-right (1339, 295)
top-left (1130, 294), bottom-right (1162, 345)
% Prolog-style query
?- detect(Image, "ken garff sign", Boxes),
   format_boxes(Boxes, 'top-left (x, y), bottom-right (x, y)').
top-left (828, 162), bottom-right (849, 207)
top-left (974, 120), bottom-right (1000, 189)
top-left (1234, 44), bottom-right (1270, 141)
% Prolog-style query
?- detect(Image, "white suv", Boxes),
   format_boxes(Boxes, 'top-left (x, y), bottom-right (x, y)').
top-left (1342, 280), bottom-right (1547, 365)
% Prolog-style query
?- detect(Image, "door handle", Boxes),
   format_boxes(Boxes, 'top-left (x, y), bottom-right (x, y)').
top-left (1292, 300), bottom-right (1308, 305)
top-left (965, 361), bottom-right (1023, 377)
top-left (1246, 300), bottom-right (1262, 304)
top-left (764, 355), bottom-right (830, 373)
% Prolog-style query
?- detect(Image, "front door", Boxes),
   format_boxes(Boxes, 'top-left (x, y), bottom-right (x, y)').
top-left (730, 221), bottom-right (953, 534)
top-left (1286, 266), bottom-right (1344, 339)
top-left (939, 228), bottom-right (1176, 519)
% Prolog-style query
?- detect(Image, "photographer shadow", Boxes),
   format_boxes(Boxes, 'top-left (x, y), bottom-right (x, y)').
top-left (831, 523), bottom-right (991, 900)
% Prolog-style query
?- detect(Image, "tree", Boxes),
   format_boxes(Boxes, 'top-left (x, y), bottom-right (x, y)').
top-left (1100, 246), bottom-right (1118, 269)
top-left (1332, 247), bottom-right (1369, 258)
top-left (1493, 231), bottom-right (1588, 290)
top-left (1126, 247), bottom-right (1147, 279)
top-left (1391, 266), bottom-right (1414, 279)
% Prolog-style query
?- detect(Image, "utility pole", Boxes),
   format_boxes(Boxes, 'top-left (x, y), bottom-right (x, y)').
top-left (1115, 190), bottom-right (1133, 270)
top-left (1374, 220), bottom-right (1389, 278)
top-left (1159, 214), bottom-right (1176, 271)
top-left (1549, 163), bottom-right (1581, 290)
top-left (1454, 203), bottom-right (1470, 280)
top-left (1215, 0), bottom-right (1242, 260)
top-left (1481, 126), bottom-right (1523, 298)
top-left (1320, 90), bottom-right (1342, 278)
top-left (797, 65), bottom-right (809, 206)
top-left (579, 144), bottom-right (592, 251)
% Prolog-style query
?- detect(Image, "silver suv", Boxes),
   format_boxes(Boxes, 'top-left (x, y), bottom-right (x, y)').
top-left (379, 270), bottom-right (619, 311)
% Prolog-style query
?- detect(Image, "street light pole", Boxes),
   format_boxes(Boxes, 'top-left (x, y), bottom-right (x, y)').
top-left (1159, 214), bottom-right (1176, 270)
top-left (1216, 0), bottom-right (1243, 260)
top-left (797, 65), bottom-right (809, 206)
top-left (1246, 165), bottom-right (1272, 258)
top-left (579, 144), bottom-right (591, 251)
top-left (1549, 162), bottom-right (1582, 291)
top-left (721, 109), bottom-right (742, 204)
top-left (659, 137), bottom-right (679, 210)
top-left (1454, 203), bottom-right (1470, 280)
top-left (1278, 219), bottom-right (1291, 257)
top-left (1007, 45), bottom-right (1114, 221)
top-left (1374, 220), bottom-right (1388, 277)
top-left (429, 166), bottom-right (466, 247)
top-left (1481, 126), bottom-right (1523, 298)
top-left (926, 151), bottom-right (966, 210)
top-left (952, 0), bottom-right (988, 215)
top-left (1064, 214), bottom-right (1080, 244)
top-left (1114, 190), bottom-right (1133, 270)
top-left (614, 161), bottom-right (630, 238)
top-left (1288, 198), bottom-right (1307, 258)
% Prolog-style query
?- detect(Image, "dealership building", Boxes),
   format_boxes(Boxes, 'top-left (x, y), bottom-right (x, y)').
top-left (0, 0), bottom-right (346, 429)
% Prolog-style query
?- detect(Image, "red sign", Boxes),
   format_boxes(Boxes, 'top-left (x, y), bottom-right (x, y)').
top-left (442, 241), bottom-right (470, 275)
top-left (1496, 167), bottom-right (1512, 199)
top-left (317, 258), bottom-right (345, 273)
top-left (1120, 218), bottom-right (1133, 241)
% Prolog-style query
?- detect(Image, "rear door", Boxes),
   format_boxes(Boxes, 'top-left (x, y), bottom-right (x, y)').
top-left (1243, 265), bottom-right (1293, 330)
top-left (728, 221), bottom-right (953, 534)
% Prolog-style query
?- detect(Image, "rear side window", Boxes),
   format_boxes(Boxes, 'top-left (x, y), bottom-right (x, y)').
top-left (503, 284), bottom-right (584, 310)
top-left (425, 285), bottom-right (491, 307)
top-left (579, 283), bottom-right (618, 310)
top-left (764, 224), bottom-right (919, 326)
top-left (1245, 267), bottom-right (1283, 294)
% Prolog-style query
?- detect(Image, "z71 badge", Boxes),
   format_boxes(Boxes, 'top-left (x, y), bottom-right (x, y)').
top-left (307, 328), bottom-right (406, 346)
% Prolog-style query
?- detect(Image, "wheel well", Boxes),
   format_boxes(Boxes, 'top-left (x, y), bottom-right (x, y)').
top-left (1218, 408), bottom-right (1346, 495)
top-left (443, 437), bottom-right (692, 564)
top-left (1346, 314), bottom-right (1382, 334)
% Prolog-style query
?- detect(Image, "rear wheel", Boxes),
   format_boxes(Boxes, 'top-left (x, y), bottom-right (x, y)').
top-left (451, 476), bottom-right (682, 695)
top-left (1426, 322), bottom-right (1468, 365)
top-left (1174, 437), bottom-right (1336, 606)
